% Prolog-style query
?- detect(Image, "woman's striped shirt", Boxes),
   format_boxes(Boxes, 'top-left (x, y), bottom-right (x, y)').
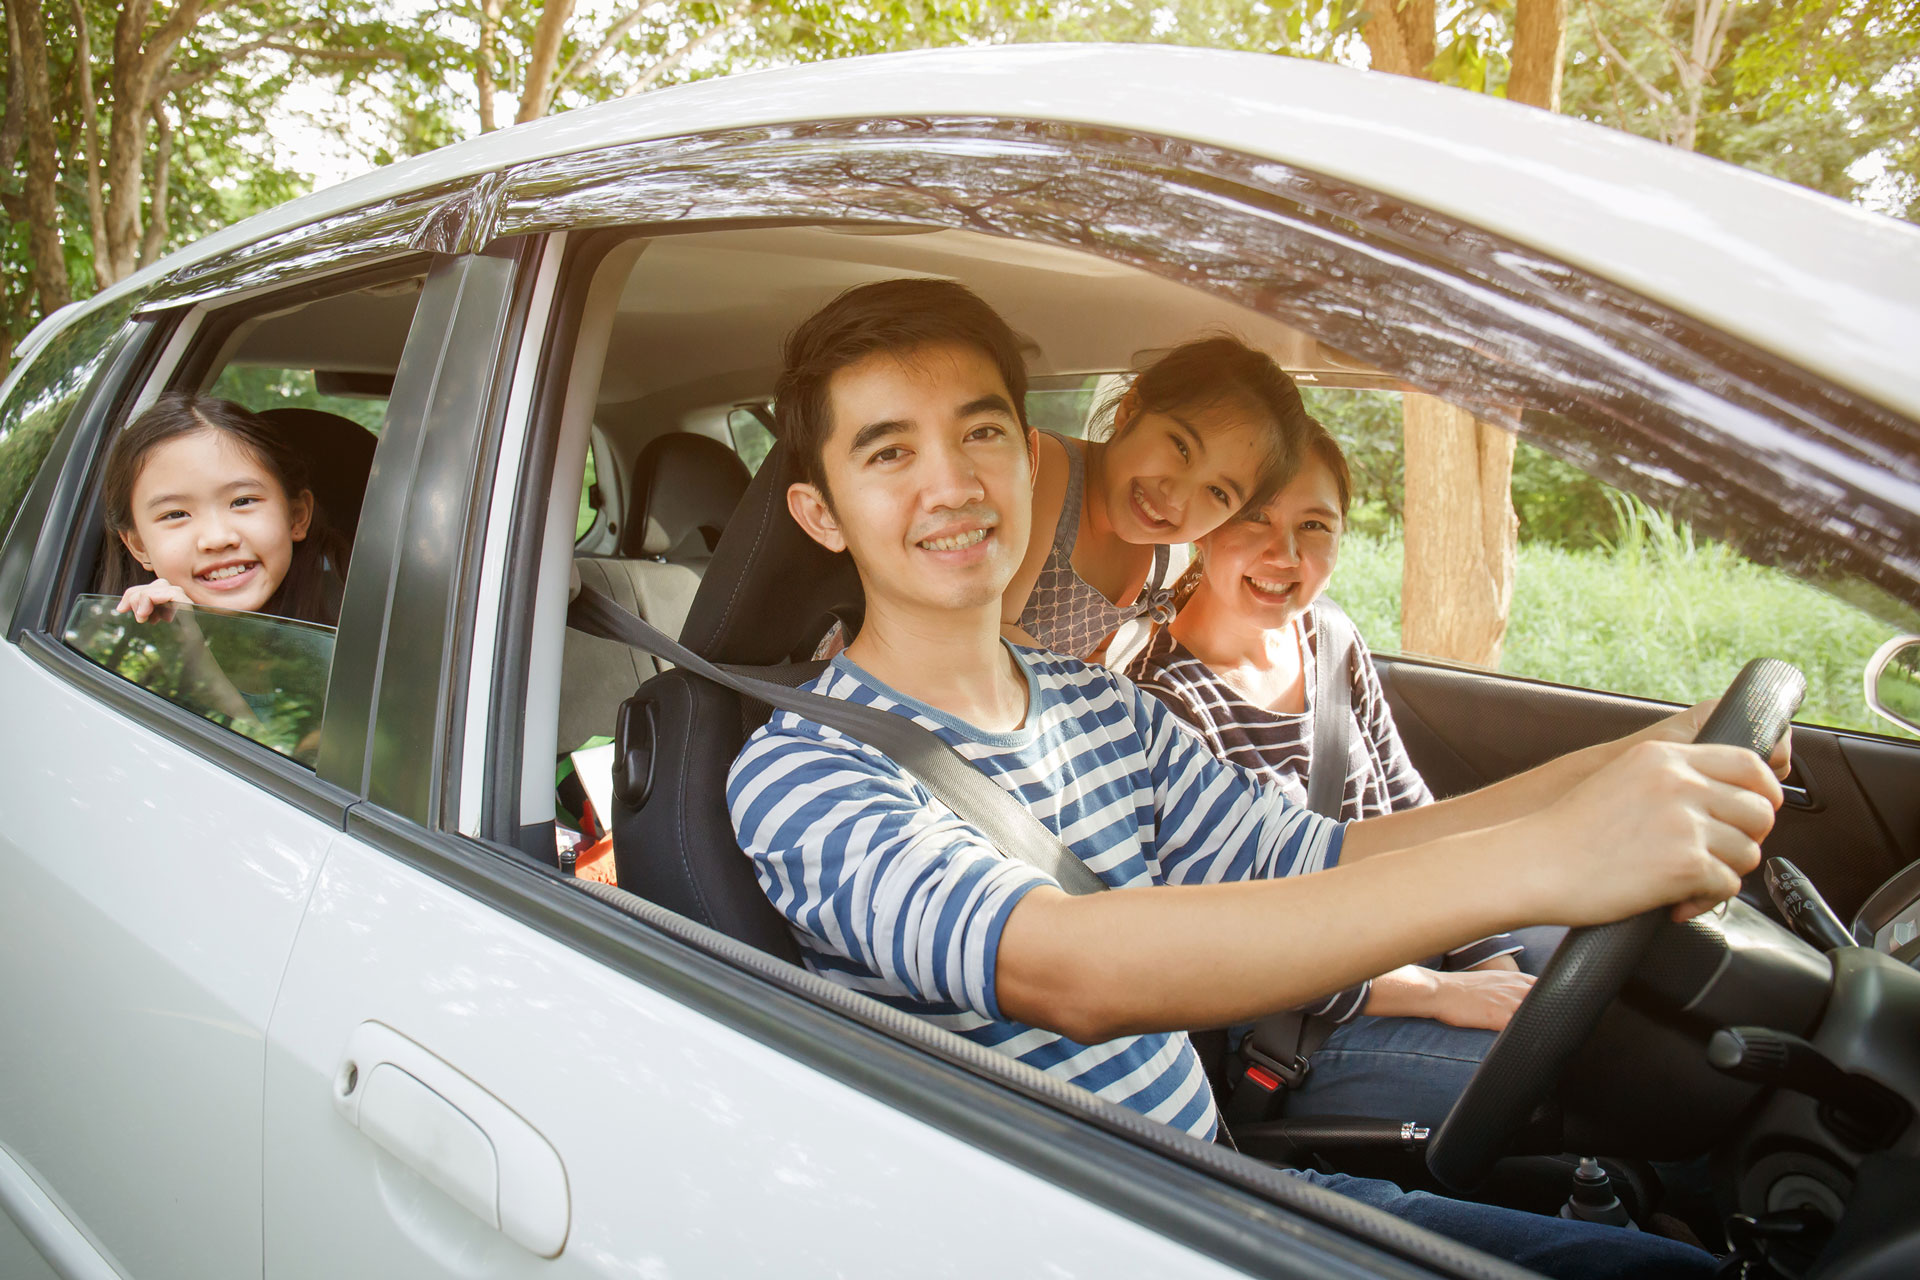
top-left (727, 643), bottom-right (1345, 1140)
top-left (1129, 607), bottom-right (1517, 975)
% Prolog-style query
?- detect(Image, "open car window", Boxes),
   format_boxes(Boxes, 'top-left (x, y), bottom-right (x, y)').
top-left (62, 594), bottom-right (334, 768)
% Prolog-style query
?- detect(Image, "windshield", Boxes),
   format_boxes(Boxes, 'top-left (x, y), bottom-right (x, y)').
top-left (62, 594), bottom-right (335, 768)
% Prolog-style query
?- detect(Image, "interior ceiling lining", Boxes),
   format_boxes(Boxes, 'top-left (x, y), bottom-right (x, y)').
top-left (597, 224), bottom-right (1377, 407)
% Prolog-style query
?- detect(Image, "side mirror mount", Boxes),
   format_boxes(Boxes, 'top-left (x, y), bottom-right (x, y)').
top-left (1863, 635), bottom-right (1920, 735)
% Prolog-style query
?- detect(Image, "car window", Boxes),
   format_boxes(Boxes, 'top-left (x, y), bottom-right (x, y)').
top-left (0, 297), bottom-right (140, 543)
top-left (61, 594), bottom-right (334, 767)
top-left (1307, 387), bottom-right (1920, 742)
top-left (205, 365), bottom-right (388, 434)
top-left (727, 406), bottom-right (775, 475)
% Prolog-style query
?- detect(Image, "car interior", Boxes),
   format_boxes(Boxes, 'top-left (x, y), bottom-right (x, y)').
top-left (507, 219), bottom-right (1920, 1277)
top-left (55, 216), bottom-right (1920, 1277)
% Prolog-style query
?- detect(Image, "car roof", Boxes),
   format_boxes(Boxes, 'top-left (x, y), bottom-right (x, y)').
top-left (49, 43), bottom-right (1920, 423)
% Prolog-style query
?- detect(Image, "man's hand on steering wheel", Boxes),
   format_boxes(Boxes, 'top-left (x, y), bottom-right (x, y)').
top-left (1520, 737), bottom-right (1779, 926)
top-left (1637, 697), bottom-right (1794, 783)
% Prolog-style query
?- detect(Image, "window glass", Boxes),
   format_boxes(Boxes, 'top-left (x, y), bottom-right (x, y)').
top-left (1307, 387), bottom-right (1919, 742)
top-left (1025, 376), bottom-right (1102, 439)
top-left (576, 445), bottom-right (601, 542)
top-left (62, 594), bottom-right (334, 767)
top-left (727, 407), bottom-right (775, 475)
top-left (0, 297), bottom-right (140, 543)
top-left (206, 365), bottom-right (387, 434)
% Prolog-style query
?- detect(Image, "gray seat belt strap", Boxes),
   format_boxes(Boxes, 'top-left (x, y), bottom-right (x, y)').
top-left (568, 584), bottom-right (1110, 897)
top-left (1306, 598), bottom-right (1357, 820)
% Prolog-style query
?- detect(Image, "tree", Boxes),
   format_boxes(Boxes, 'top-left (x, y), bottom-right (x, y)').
top-left (1355, 0), bottom-right (1574, 666)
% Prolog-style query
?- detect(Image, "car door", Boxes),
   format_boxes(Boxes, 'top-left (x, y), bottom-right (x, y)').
top-left (1372, 658), bottom-right (1920, 925)
top-left (0, 277), bottom-right (437, 1280)
top-left (253, 230), bottom-right (1362, 1280)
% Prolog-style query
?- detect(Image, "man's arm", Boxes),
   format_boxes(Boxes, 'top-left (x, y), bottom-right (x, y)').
top-left (1339, 698), bottom-right (1792, 863)
top-left (996, 737), bottom-right (1779, 1045)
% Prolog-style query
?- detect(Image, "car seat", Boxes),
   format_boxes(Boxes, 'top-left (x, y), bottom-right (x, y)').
top-left (558, 432), bottom-right (751, 753)
top-left (603, 439), bottom-right (862, 962)
top-left (258, 407), bottom-right (378, 556)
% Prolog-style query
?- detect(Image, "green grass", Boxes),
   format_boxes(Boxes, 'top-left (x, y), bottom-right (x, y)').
top-left (1331, 502), bottom-right (1919, 742)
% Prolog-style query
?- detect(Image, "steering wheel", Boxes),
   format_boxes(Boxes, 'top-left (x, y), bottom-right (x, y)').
top-left (1424, 658), bottom-right (1806, 1192)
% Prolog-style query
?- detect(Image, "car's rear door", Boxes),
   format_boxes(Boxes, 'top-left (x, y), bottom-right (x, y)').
top-left (0, 241), bottom-right (443, 1275)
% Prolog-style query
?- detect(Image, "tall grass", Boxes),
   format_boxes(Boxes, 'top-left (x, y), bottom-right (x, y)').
top-left (1331, 498), bottom-right (1918, 742)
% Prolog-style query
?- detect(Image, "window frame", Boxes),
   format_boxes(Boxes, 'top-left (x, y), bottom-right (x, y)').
top-left (7, 251), bottom-right (457, 823)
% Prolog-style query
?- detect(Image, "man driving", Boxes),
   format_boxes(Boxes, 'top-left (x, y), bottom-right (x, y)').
top-left (727, 278), bottom-right (1785, 1279)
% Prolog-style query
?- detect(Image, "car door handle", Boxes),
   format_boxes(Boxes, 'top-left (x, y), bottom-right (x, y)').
top-left (333, 1021), bottom-right (569, 1258)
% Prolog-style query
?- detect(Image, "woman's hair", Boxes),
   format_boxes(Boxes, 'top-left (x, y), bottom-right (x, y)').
top-left (1103, 336), bottom-right (1311, 512)
top-left (98, 392), bottom-right (347, 624)
top-left (1167, 414), bottom-right (1352, 611)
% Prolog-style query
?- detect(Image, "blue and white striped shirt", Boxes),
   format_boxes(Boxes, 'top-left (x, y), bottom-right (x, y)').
top-left (727, 643), bottom-right (1346, 1139)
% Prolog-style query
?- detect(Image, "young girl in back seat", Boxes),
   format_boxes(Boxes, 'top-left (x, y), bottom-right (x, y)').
top-left (101, 392), bottom-right (347, 625)
top-left (1000, 337), bottom-right (1310, 661)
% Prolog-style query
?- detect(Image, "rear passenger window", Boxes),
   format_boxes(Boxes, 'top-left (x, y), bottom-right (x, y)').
top-left (63, 595), bottom-right (333, 767)
top-left (62, 268), bottom-right (425, 768)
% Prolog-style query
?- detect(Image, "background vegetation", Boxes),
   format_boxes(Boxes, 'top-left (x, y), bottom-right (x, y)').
top-left (5, 1), bottom-right (1916, 742)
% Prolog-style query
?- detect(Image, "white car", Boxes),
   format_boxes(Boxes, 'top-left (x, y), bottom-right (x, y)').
top-left (3, 44), bottom-right (1918, 1280)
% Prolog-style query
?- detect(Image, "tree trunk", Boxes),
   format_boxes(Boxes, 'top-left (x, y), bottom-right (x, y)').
top-left (1361, 0), bottom-right (1436, 78)
top-left (477, 0), bottom-right (501, 132)
top-left (138, 102), bottom-right (172, 268)
top-left (100, 0), bottom-right (207, 284)
top-left (17, 0), bottom-right (72, 313)
top-left (1400, 396), bottom-right (1517, 667)
top-left (1509, 0), bottom-right (1568, 110)
top-left (517, 0), bottom-right (578, 124)
top-left (71, 0), bottom-right (111, 287)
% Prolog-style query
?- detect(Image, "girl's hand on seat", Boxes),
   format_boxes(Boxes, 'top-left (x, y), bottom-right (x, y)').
top-left (1426, 969), bottom-right (1537, 1032)
top-left (116, 578), bottom-right (192, 623)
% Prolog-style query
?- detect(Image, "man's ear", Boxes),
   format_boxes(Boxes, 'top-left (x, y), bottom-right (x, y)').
top-left (289, 489), bottom-right (314, 542)
top-left (119, 528), bottom-right (151, 571)
top-left (1023, 423), bottom-right (1039, 477)
top-left (786, 481), bottom-right (846, 553)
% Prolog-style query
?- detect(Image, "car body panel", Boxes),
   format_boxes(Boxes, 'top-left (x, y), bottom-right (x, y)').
top-left (260, 831), bottom-right (1265, 1279)
top-left (0, 638), bottom-right (332, 1280)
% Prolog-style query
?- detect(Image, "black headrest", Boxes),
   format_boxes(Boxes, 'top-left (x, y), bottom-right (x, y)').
top-left (258, 407), bottom-right (378, 536)
top-left (622, 433), bottom-right (751, 560)
top-left (679, 440), bottom-right (863, 665)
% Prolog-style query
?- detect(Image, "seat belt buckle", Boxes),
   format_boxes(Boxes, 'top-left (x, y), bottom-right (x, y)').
top-left (1246, 1042), bottom-right (1312, 1090)
top-left (1224, 1046), bottom-right (1309, 1125)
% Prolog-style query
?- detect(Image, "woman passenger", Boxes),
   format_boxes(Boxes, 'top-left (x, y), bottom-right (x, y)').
top-left (1000, 337), bottom-right (1306, 660)
top-left (1128, 419), bottom-right (1539, 1128)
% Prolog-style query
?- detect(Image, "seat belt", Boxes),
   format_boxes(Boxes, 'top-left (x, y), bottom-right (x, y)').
top-left (1227, 599), bottom-right (1359, 1122)
top-left (566, 583), bottom-right (1110, 897)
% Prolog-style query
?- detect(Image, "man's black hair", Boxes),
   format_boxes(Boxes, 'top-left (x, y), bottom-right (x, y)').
top-left (774, 278), bottom-right (1029, 502)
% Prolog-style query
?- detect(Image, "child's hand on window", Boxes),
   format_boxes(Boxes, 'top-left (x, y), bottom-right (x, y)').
top-left (115, 578), bottom-right (192, 623)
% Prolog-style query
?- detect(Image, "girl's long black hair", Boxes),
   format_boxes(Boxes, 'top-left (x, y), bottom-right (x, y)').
top-left (98, 392), bottom-right (349, 625)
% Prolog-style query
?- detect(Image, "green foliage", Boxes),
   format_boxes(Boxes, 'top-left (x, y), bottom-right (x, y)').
top-left (1331, 503), bottom-right (1920, 741)
top-left (208, 366), bottom-right (389, 433)
top-left (1305, 387), bottom-right (1617, 550)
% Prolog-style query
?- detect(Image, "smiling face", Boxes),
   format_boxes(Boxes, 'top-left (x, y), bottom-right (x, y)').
top-left (1193, 455), bottom-right (1344, 630)
top-left (787, 342), bottom-right (1035, 624)
top-left (118, 428), bottom-right (313, 614)
top-left (1097, 393), bottom-right (1275, 546)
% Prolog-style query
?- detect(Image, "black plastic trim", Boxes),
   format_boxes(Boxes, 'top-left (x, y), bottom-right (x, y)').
top-left (20, 630), bottom-right (356, 827)
top-left (342, 800), bottom-right (1524, 1280)
top-left (434, 238), bottom-right (544, 832)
